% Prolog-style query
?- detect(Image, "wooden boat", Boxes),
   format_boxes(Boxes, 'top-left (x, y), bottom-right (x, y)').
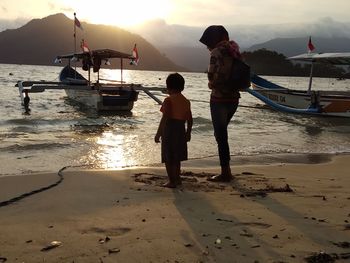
top-left (248, 52), bottom-right (350, 118)
top-left (17, 49), bottom-right (163, 112)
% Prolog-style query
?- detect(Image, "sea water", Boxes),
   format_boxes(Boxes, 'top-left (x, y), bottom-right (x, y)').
top-left (1, 63), bottom-right (350, 176)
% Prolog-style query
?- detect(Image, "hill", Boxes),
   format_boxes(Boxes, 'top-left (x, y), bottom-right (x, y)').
top-left (129, 18), bottom-right (350, 71)
top-left (0, 13), bottom-right (185, 71)
top-left (159, 36), bottom-right (350, 72)
top-left (246, 37), bottom-right (350, 57)
top-left (243, 49), bottom-right (348, 78)
top-left (157, 45), bottom-right (209, 73)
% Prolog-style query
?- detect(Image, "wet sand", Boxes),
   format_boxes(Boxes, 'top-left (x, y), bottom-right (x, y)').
top-left (0, 154), bottom-right (349, 262)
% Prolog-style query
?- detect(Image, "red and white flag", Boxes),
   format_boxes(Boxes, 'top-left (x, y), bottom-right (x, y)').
top-left (81, 39), bottom-right (90, 53)
top-left (308, 36), bottom-right (315, 52)
top-left (130, 44), bottom-right (139, 65)
top-left (75, 16), bottom-right (83, 30)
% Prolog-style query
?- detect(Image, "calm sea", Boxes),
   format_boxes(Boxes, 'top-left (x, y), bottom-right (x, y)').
top-left (1, 63), bottom-right (350, 176)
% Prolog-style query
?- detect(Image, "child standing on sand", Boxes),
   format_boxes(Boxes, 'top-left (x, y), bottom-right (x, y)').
top-left (155, 73), bottom-right (193, 188)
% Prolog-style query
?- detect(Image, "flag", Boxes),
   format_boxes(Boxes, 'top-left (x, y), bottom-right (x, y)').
top-left (75, 16), bottom-right (83, 30)
top-left (308, 36), bottom-right (315, 52)
top-left (130, 44), bottom-right (139, 65)
top-left (81, 39), bottom-right (90, 53)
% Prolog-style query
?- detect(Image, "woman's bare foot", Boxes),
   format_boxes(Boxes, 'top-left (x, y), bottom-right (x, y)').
top-left (207, 165), bottom-right (234, 182)
top-left (162, 181), bottom-right (177, 188)
top-left (175, 176), bottom-right (182, 186)
top-left (221, 165), bottom-right (232, 178)
top-left (207, 174), bottom-right (233, 182)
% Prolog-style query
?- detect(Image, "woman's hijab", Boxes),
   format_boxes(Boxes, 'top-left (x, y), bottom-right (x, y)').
top-left (200, 25), bottom-right (241, 59)
top-left (199, 25), bottom-right (228, 49)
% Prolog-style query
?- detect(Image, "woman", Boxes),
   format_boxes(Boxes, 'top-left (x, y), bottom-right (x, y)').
top-left (199, 25), bottom-right (241, 182)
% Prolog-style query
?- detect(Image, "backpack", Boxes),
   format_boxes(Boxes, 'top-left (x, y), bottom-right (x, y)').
top-left (228, 58), bottom-right (251, 91)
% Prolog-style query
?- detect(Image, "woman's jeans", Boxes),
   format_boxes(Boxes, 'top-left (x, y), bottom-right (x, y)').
top-left (210, 101), bottom-right (238, 166)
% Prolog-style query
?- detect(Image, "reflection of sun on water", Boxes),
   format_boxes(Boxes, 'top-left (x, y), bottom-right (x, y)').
top-left (89, 131), bottom-right (138, 169)
top-left (100, 69), bottom-right (131, 84)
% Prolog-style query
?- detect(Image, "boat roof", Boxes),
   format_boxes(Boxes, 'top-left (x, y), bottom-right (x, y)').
top-left (57, 49), bottom-right (134, 60)
top-left (288, 52), bottom-right (350, 65)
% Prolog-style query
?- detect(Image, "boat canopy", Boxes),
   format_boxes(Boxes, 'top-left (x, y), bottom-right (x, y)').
top-left (56, 49), bottom-right (134, 60)
top-left (288, 52), bottom-right (350, 65)
top-left (56, 48), bottom-right (135, 73)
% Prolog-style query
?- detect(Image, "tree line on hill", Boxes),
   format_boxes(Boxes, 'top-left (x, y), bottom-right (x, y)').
top-left (243, 49), bottom-right (350, 78)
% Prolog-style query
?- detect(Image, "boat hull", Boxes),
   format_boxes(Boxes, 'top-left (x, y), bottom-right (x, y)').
top-left (60, 66), bottom-right (138, 111)
top-left (251, 75), bottom-right (350, 117)
top-left (64, 88), bottom-right (137, 111)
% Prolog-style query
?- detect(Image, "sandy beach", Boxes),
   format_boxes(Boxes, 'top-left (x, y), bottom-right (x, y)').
top-left (0, 154), bottom-right (350, 263)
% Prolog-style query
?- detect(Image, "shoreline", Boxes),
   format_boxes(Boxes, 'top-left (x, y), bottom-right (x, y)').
top-left (1, 152), bottom-right (346, 179)
top-left (182, 152), bottom-right (341, 168)
top-left (0, 153), bottom-right (349, 262)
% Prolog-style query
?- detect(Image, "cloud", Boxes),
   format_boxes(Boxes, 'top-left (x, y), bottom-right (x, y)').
top-left (130, 19), bottom-right (204, 47)
top-left (131, 17), bottom-right (350, 49)
top-left (169, 0), bottom-right (234, 25)
top-left (47, 1), bottom-right (73, 13)
top-left (60, 7), bottom-right (74, 12)
top-left (48, 2), bottom-right (56, 10)
top-left (0, 18), bottom-right (29, 32)
top-left (160, 0), bottom-right (350, 27)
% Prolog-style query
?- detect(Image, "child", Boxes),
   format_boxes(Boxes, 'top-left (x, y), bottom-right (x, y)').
top-left (155, 73), bottom-right (193, 188)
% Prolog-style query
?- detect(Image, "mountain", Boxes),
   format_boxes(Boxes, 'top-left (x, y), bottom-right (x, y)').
top-left (157, 45), bottom-right (209, 73)
top-left (3, 14), bottom-right (350, 72)
top-left (0, 13), bottom-right (185, 71)
top-left (129, 18), bottom-right (350, 71)
top-left (146, 36), bottom-right (350, 72)
top-left (127, 20), bottom-right (209, 72)
top-left (243, 49), bottom-right (348, 77)
top-left (246, 37), bottom-right (350, 56)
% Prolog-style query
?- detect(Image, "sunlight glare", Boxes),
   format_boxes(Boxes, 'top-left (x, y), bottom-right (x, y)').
top-left (94, 131), bottom-right (137, 169)
top-left (100, 68), bottom-right (131, 84)
top-left (61, 0), bottom-right (171, 27)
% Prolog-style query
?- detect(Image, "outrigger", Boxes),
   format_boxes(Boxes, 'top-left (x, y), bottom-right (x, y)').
top-left (16, 48), bottom-right (164, 112)
top-left (248, 52), bottom-right (350, 118)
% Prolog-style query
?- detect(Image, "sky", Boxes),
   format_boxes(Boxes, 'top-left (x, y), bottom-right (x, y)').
top-left (1, 0), bottom-right (350, 30)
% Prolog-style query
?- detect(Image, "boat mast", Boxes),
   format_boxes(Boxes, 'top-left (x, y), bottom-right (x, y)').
top-left (307, 61), bottom-right (314, 94)
top-left (120, 58), bottom-right (123, 87)
top-left (88, 65), bottom-right (91, 87)
top-left (73, 12), bottom-right (77, 79)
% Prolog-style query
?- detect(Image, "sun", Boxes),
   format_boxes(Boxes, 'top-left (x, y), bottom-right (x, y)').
top-left (61, 0), bottom-right (171, 27)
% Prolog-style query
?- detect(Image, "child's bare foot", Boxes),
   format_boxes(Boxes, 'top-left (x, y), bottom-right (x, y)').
top-left (162, 181), bottom-right (177, 188)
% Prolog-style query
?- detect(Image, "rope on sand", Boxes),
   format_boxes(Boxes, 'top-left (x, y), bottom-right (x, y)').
top-left (0, 166), bottom-right (68, 208)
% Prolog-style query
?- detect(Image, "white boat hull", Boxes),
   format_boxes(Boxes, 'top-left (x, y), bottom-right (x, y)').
top-left (60, 66), bottom-right (138, 111)
top-left (65, 88), bottom-right (136, 111)
top-left (251, 75), bottom-right (350, 117)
